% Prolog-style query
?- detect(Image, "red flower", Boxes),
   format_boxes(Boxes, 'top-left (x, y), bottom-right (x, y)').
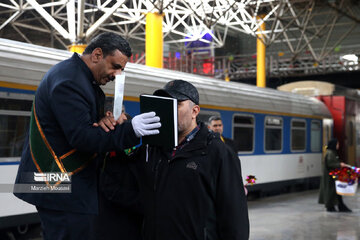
top-left (329, 167), bottom-right (360, 185)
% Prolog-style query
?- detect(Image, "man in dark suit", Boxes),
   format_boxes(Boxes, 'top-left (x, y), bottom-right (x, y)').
top-left (208, 115), bottom-right (237, 153)
top-left (13, 32), bottom-right (161, 240)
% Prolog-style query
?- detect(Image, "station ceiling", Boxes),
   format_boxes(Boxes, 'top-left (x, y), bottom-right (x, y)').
top-left (0, 0), bottom-right (359, 88)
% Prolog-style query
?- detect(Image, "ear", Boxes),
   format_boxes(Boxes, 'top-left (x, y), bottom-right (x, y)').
top-left (91, 48), bottom-right (103, 63)
top-left (192, 105), bottom-right (200, 119)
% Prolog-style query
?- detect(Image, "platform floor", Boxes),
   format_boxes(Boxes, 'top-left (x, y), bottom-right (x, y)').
top-left (2, 189), bottom-right (359, 239)
top-left (248, 189), bottom-right (360, 240)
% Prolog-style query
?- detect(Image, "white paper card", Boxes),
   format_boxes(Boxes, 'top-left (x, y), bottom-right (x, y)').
top-left (113, 73), bottom-right (125, 120)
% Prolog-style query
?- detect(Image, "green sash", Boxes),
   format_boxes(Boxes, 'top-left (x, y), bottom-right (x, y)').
top-left (29, 102), bottom-right (95, 175)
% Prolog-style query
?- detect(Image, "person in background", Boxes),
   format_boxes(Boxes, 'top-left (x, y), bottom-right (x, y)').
top-left (207, 115), bottom-right (237, 153)
top-left (14, 32), bottom-right (161, 240)
top-left (93, 106), bottom-right (143, 240)
top-left (207, 115), bottom-right (249, 195)
top-left (318, 138), bottom-right (352, 212)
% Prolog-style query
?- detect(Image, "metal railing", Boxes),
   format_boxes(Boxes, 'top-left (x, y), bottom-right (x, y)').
top-left (129, 51), bottom-right (360, 81)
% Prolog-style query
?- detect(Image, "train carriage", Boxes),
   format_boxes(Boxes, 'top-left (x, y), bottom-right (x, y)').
top-left (0, 38), bottom-right (332, 229)
top-left (279, 81), bottom-right (360, 168)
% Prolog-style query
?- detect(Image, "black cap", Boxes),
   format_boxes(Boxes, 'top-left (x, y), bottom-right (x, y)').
top-left (153, 80), bottom-right (199, 105)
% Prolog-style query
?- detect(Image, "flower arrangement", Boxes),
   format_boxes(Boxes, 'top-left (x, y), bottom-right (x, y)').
top-left (329, 166), bottom-right (360, 185)
top-left (245, 175), bottom-right (256, 185)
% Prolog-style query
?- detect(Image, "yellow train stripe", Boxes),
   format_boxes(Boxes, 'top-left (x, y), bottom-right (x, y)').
top-left (200, 104), bottom-right (324, 119)
top-left (0, 81), bottom-right (37, 91)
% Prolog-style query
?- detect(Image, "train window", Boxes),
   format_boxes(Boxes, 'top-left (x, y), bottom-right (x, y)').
top-left (0, 114), bottom-right (30, 158)
top-left (197, 110), bottom-right (220, 124)
top-left (0, 98), bottom-right (32, 111)
top-left (292, 121), bottom-right (305, 128)
top-left (291, 119), bottom-right (306, 151)
top-left (311, 120), bottom-right (321, 152)
top-left (234, 116), bottom-right (253, 124)
top-left (0, 97), bottom-right (32, 159)
top-left (264, 116), bottom-right (282, 152)
top-left (233, 115), bottom-right (254, 153)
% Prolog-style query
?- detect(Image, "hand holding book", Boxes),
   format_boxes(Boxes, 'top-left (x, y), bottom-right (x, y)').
top-left (131, 112), bottom-right (161, 137)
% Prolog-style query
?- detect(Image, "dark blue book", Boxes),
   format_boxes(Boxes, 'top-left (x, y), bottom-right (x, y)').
top-left (140, 94), bottom-right (178, 148)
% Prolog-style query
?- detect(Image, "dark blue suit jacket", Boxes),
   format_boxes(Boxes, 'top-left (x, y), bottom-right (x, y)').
top-left (14, 53), bottom-right (139, 214)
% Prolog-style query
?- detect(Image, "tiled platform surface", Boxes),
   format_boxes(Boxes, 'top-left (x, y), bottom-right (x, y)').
top-left (248, 189), bottom-right (360, 240)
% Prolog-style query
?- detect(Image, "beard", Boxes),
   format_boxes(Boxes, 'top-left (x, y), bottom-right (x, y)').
top-left (178, 122), bottom-right (185, 135)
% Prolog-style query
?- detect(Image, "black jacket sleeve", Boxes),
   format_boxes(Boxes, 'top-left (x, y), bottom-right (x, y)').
top-left (49, 79), bottom-right (139, 153)
top-left (216, 145), bottom-right (250, 240)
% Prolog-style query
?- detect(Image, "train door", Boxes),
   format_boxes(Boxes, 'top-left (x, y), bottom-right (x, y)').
top-left (322, 118), bottom-right (333, 158)
top-left (346, 116), bottom-right (356, 166)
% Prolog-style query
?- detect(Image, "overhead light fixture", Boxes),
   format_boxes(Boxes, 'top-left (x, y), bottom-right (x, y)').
top-left (340, 54), bottom-right (358, 63)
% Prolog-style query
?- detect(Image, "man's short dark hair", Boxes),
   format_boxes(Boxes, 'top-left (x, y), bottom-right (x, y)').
top-left (208, 115), bottom-right (222, 123)
top-left (83, 32), bottom-right (132, 58)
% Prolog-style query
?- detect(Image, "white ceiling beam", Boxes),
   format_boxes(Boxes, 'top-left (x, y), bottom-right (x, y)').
top-left (10, 0), bottom-right (19, 8)
top-left (26, 0), bottom-right (70, 40)
top-left (0, 0), bottom-right (357, 72)
top-left (66, 0), bottom-right (76, 43)
top-left (77, 0), bottom-right (85, 40)
top-left (0, 11), bottom-right (20, 31)
top-left (85, 0), bottom-right (126, 38)
top-left (11, 23), bottom-right (32, 43)
top-left (13, 22), bottom-right (51, 32)
top-left (22, 0), bottom-right (67, 10)
top-left (0, 3), bottom-right (18, 10)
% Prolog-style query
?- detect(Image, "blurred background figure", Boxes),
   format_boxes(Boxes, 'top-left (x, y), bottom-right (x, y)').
top-left (207, 115), bottom-right (249, 196)
top-left (208, 115), bottom-right (237, 153)
top-left (318, 138), bottom-right (352, 212)
top-left (93, 102), bottom-right (128, 131)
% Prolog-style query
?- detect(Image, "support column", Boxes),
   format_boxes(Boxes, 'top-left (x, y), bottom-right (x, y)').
top-left (68, 44), bottom-right (87, 54)
top-left (146, 12), bottom-right (163, 68)
top-left (256, 16), bottom-right (266, 88)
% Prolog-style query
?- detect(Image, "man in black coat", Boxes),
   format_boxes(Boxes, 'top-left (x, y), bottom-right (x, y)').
top-left (13, 32), bottom-right (161, 240)
top-left (136, 80), bottom-right (249, 240)
top-left (208, 115), bottom-right (237, 153)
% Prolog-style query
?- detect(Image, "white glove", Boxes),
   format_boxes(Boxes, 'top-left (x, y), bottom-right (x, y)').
top-left (131, 112), bottom-right (161, 137)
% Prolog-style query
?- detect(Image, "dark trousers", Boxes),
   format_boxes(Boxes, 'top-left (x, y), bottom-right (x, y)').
top-left (93, 190), bottom-right (143, 240)
top-left (36, 206), bottom-right (95, 240)
top-left (337, 195), bottom-right (346, 207)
